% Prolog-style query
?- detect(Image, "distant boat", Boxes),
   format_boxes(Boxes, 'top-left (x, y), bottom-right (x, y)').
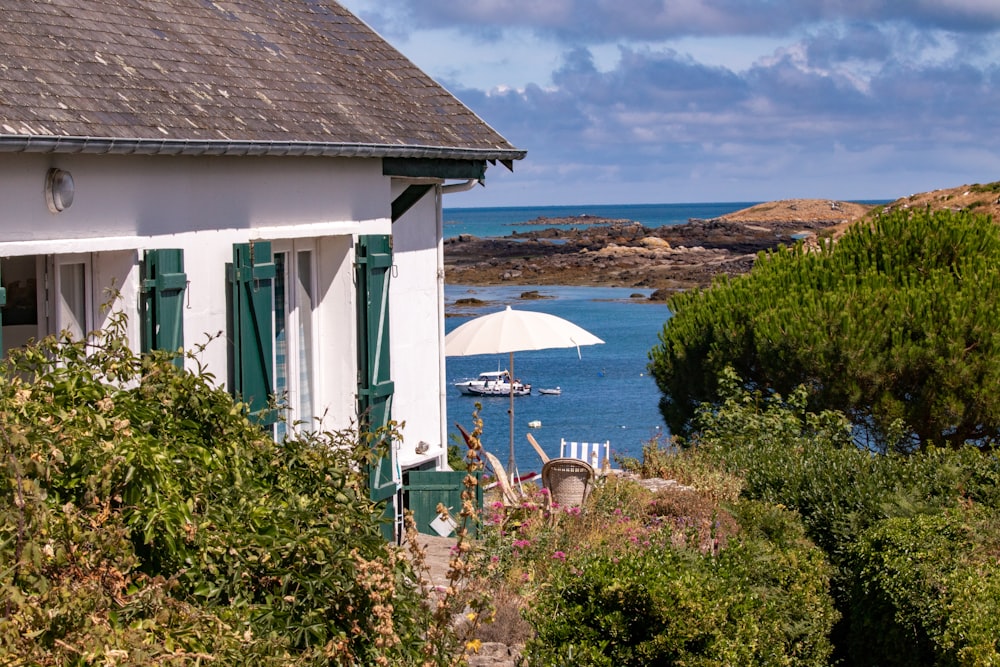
top-left (454, 370), bottom-right (531, 396)
top-left (527, 420), bottom-right (542, 428)
top-left (538, 387), bottom-right (562, 395)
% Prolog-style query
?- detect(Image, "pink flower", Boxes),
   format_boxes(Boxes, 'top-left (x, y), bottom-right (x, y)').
top-left (552, 551), bottom-right (567, 561)
top-left (513, 539), bottom-right (531, 550)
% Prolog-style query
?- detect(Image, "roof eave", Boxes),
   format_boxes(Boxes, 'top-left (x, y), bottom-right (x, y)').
top-left (0, 135), bottom-right (526, 163)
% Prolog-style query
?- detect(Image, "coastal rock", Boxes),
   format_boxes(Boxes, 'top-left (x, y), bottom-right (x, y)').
top-left (445, 199), bottom-right (869, 293)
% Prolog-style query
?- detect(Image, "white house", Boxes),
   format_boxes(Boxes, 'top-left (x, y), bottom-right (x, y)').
top-left (0, 0), bottom-right (524, 536)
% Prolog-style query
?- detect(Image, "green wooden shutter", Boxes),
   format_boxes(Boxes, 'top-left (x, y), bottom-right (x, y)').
top-left (356, 235), bottom-right (398, 539)
top-left (141, 249), bottom-right (187, 368)
top-left (228, 241), bottom-right (277, 426)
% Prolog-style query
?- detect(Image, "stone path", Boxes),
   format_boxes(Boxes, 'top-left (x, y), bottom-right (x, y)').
top-left (408, 534), bottom-right (523, 666)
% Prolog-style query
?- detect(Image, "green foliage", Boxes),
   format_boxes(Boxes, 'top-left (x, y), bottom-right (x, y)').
top-left (649, 206), bottom-right (1000, 450)
top-left (687, 374), bottom-right (1000, 665)
top-left (850, 506), bottom-right (1000, 666)
top-left (0, 315), bottom-right (438, 665)
top-left (523, 500), bottom-right (837, 666)
top-left (969, 181), bottom-right (1000, 194)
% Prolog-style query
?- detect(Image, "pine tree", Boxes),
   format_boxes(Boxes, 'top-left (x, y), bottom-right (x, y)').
top-left (649, 207), bottom-right (1000, 452)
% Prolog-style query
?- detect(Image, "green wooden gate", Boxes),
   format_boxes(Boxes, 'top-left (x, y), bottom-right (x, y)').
top-left (403, 470), bottom-right (482, 537)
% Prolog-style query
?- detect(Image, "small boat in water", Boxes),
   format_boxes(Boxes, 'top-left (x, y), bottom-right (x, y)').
top-left (538, 387), bottom-right (562, 395)
top-left (454, 370), bottom-right (531, 396)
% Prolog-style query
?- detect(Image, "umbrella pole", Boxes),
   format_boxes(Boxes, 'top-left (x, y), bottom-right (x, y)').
top-left (508, 351), bottom-right (516, 483)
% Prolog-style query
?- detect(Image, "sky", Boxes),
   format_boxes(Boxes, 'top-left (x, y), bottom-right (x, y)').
top-left (338, 1), bottom-right (1000, 208)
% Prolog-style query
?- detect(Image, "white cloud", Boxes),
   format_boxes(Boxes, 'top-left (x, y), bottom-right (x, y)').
top-left (337, 0), bottom-right (1000, 206)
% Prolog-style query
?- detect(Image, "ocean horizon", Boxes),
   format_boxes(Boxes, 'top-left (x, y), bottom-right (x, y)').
top-left (443, 201), bottom-right (755, 239)
top-left (443, 199), bottom-right (891, 240)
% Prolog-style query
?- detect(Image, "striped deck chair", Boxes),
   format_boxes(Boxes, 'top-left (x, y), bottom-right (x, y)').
top-left (560, 438), bottom-right (611, 473)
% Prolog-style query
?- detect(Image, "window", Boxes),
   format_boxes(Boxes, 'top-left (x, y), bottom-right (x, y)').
top-left (274, 242), bottom-right (318, 438)
top-left (56, 258), bottom-right (90, 340)
top-left (0, 254), bottom-right (94, 355)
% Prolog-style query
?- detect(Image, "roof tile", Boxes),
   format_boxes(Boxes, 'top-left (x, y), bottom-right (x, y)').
top-left (0, 0), bottom-right (523, 159)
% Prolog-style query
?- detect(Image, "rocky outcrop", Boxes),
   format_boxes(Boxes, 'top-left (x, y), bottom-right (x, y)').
top-left (444, 199), bottom-right (873, 297)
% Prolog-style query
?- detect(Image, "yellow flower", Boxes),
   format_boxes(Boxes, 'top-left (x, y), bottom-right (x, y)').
top-left (465, 639), bottom-right (482, 654)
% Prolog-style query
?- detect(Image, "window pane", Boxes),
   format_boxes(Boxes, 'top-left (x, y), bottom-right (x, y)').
top-left (59, 263), bottom-right (86, 339)
top-left (296, 251), bottom-right (314, 424)
top-left (274, 252), bottom-right (288, 439)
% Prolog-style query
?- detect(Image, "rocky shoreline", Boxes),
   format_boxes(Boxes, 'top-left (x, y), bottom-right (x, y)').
top-left (444, 199), bottom-right (874, 299)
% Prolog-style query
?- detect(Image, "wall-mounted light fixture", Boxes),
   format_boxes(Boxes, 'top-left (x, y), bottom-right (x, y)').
top-left (415, 440), bottom-right (430, 455)
top-left (45, 168), bottom-right (75, 213)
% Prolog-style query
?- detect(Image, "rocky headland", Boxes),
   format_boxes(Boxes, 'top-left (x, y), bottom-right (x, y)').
top-left (444, 198), bottom-right (874, 299)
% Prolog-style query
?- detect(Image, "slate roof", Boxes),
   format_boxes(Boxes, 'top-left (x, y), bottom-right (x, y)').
top-left (0, 0), bottom-right (525, 162)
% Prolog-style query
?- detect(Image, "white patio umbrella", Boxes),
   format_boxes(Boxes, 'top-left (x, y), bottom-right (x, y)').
top-left (445, 306), bottom-right (604, 477)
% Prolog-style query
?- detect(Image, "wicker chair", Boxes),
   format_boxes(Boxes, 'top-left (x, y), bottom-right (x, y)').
top-left (542, 457), bottom-right (595, 509)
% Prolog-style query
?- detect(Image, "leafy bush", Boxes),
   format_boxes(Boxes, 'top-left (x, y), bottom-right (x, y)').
top-left (687, 371), bottom-right (1000, 665)
top-left (523, 500), bottom-right (837, 666)
top-left (474, 440), bottom-right (836, 665)
top-left (849, 506), bottom-right (1000, 666)
top-left (0, 315), bottom-right (440, 665)
top-left (650, 206), bottom-right (1000, 450)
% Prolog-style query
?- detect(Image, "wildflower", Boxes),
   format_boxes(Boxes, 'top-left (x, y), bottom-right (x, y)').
top-left (466, 639), bottom-right (483, 654)
top-left (552, 551), bottom-right (567, 561)
top-left (512, 539), bottom-right (531, 550)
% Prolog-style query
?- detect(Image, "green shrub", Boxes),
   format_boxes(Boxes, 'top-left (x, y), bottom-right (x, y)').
top-left (0, 316), bottom-right (438, 665)
top-left (687, 371), bottom-right (1000, 665)
top-left (849, 506), bottom-right (1000, 666)
top-left (523, 500), bottom-right (837, 666)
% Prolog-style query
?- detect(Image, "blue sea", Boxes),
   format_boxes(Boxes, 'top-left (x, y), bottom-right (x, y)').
top-left (443, 202), bottom-right (754, 474)
top-left (443, 202), bottom-right (757, 239)
top-left (443, 200), bottom-right (890, 474)
top-left (445, 284), bottom-right (671, 476)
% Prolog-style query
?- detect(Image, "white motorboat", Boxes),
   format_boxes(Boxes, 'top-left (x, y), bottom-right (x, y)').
top-left (538, 387), bottom-right (562, 395)
top-left (454, 370), bottom-right (531, 396)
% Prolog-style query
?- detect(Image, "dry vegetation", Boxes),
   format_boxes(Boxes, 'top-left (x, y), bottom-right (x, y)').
top-left (826, 181), bottom-right (1000, 237)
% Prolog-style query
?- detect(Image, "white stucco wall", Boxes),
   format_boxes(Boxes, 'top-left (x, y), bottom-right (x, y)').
top-left (0, 153), bottom-right (465, 456)
top-left (389, 185), bottom-right (448, 468)
top-left (0, 153), bottom-right (388, 245)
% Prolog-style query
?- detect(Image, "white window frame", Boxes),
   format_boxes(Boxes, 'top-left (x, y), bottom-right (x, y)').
top-left (48, 253), bottom-right (94, 341)
top-left (273, 239), bottom-right (319, 436)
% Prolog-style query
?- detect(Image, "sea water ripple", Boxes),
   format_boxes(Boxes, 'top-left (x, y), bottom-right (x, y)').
top-left (445, 284), bottom-right (671, 476)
